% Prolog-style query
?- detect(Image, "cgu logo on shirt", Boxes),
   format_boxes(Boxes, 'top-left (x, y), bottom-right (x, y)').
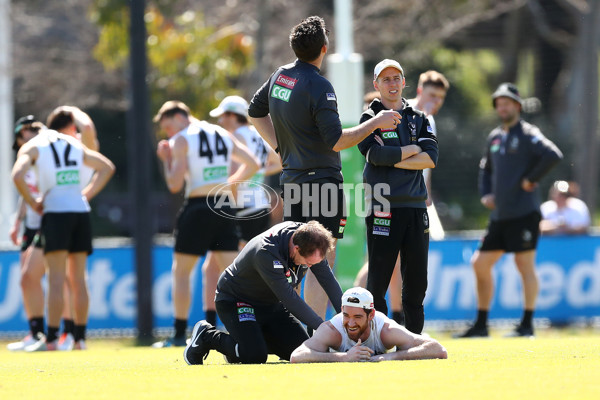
top-left (271, 74), bottom-right (298, 103)
top-left (56, 170), bottom-right (80, 186)
top-left (381, 131), bottom-right (398, 139)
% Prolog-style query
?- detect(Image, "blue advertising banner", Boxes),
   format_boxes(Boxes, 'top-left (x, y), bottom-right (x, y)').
top-left (0, 235), bottom-right (599, 333)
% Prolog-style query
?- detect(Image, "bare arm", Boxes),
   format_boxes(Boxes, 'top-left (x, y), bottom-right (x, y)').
top-left (393, 152), bottom-right (435, 170)
top-left (12, 145), bottom-right (42, 214)
top-left (290, 322), bottom-right (374, 363)
top-left (157, 135), bottom-right (187, 193)
top-left (263, 144), bottom-right (282, 176)
top-left (9, 197), bottom-right (26, 245)
top-left (249, 115), bottom-right (278, 151)
top-left (372, 321), bottom-right (447, 361)
top-left (81, 147), bottom-right (115, 202)
top-left (68, 106), bottom-right (99, 151)
top-left (333, 110), bottom-right (401, 152)
top-left (229, 137), bottom-right (260, 183)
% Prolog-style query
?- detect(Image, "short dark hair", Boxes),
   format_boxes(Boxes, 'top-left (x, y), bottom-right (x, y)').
top-left (289, 16), bottom-right (329, 62)
top-left (418, 70), bottom-right (450, 91)
top-left (292, 220), bottom-right (335, 258)
top-left (47, 109), bottom-right (74, 131)
top-left (225, 111), bottom-right (248, 125)
top-left (153, 100), bottom-right (191, 123)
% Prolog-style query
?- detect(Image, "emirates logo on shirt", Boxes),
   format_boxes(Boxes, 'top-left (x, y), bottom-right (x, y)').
top-left (275, 74), bottom-right (298, 89)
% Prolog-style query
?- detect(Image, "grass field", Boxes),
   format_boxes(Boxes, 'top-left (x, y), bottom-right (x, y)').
top-left (2, 329), bottom-right (599, 400)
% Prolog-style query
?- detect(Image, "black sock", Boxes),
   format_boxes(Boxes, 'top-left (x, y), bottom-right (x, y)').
top-left (29, 317), bottom-right (45, 337)
top-left (47, 326), bottom-right (59, 343)
top-left (74, 325), bottom-right (86, 342)
top-left (62, 319), bottom-right (75, 335)
top-left (521, 310), bottom-right (534, 328)
top-left (174, 318), bottom-right (188, 339)
top-left (205, 310), bottom-right (217, 326)
top-left (474, 310), bottom-right (488, 329)
top-left (392, 311), bottom-right (405, 326)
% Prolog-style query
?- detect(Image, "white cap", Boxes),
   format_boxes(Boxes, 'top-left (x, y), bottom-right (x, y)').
top-left (373, 59), bottom-right (404, 80)
top-left (342, 287), bottom-right (374, 310)
top-left (209, 95), bottom-right (249, 118)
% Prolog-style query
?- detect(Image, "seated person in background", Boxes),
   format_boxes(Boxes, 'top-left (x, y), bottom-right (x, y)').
top-left (289, 287), bottom-right (447, 363)
top-left (540, 180), bottom-right (591, 235)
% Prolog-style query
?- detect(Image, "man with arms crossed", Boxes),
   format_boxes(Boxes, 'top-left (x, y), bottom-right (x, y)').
top-left (248, 16), bottom-right (400, 322)
top-left (153, 101), bottom-right (260, 347)
top-left (359, 59), bottom-right (438, 334)
top-left (290, 287), bottom-right (447, 362)
top-left (12, 128), bottom-right (115, 351)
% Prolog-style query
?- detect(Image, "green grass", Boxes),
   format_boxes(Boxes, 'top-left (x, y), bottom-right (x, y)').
top-left (1, 330), bottom-right (599, 400)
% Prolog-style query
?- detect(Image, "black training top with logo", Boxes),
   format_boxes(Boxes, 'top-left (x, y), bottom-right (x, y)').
top-left (249, 60), bottom-right (343, 185)
top-left (215, 221), bottom-right (342, 331)
top-left (358, 98), bottom-right (439, 208)
top-left (479, 119), bottom-right (563, 221)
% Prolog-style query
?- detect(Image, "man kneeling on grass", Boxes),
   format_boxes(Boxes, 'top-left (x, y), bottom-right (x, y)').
top-left (290, 287), bottom-right (447, 362)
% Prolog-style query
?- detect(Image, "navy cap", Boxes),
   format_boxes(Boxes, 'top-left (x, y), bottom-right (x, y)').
top-left (13, 115), bottom-right (38, 151)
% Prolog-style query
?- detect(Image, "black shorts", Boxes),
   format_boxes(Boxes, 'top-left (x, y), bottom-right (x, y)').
top-left (236, 209), bottom-right (271, 242)
top-left (281, 178), bottom-right (347, 239)
top-left (479, 212), bottom-right (541, 253)
top-left (20, 227), bottom-right (41, 252)
top-left (174, 197), bottom-right (239, 255)
top-left (41, 212), bottom-right (93, 255)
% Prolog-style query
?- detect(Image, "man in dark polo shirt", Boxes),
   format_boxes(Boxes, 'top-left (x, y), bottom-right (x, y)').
top-left (183, 221), bottom-right (343, 365)
top-left (248, 16), bottom-right (400, 320)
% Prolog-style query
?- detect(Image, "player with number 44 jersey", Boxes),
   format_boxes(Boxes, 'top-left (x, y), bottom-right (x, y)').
top-left (153, 101), bottom-right (260, 348)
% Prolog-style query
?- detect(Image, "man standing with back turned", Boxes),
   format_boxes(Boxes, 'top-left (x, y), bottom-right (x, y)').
top-left (248, 16), bottom-right (400, 322)
top-left (456, 83), bottom-right (562, 338)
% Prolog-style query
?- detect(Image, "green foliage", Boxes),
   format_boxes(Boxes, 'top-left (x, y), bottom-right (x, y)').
top-left (432, 48), bottom-right (502, 115)
top-left (91, 3), bottom-right (254, 126)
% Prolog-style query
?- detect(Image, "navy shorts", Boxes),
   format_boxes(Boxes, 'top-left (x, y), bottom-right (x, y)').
top-left (479, 212), bottom-right (541, 253)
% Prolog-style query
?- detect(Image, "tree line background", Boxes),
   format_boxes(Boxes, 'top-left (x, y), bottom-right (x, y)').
top-left (11, 0), bottom-right (600, 236)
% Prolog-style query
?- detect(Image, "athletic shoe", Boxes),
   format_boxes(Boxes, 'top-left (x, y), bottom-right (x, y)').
top-left (504, 325), bottom-right (534, 337)
top-left (453, 325), bottom-right (489, 338)
top-left (57, 333), bottom-right (75, 351)
top-left (183, 320), bottom-right (212, 365)
top-left (74, 340), bottom-right (87, 350)
top-left (151, 336), bottom-right (187, 348)
top-left (24, 333), bottom-right (57, 352)
top-left (7, 334), bottom-right (37, 352)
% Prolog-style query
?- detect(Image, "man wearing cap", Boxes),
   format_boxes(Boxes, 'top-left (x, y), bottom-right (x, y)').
top-left (7, 116), bottom-right (47, 351)
top-left (456, 83), bottom-right (562, 338)
top-left (152, 100), bottom-right (260, 347)
top-left (289, 287), bottom-right (447, 362)
top-left (358, 59), bottom-right (438, 335)
top-left (210, 95), bottom-right (282, 244)
top-left (183, 221), bottom-right (343, 365)
top-left (248, 16), bottom-right (400, 322)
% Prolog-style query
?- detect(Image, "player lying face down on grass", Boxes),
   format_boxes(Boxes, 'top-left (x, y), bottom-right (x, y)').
top-left (183, 221), bottom-right (343, 365)
top-left (290, 287), bottom-right (447, 362)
